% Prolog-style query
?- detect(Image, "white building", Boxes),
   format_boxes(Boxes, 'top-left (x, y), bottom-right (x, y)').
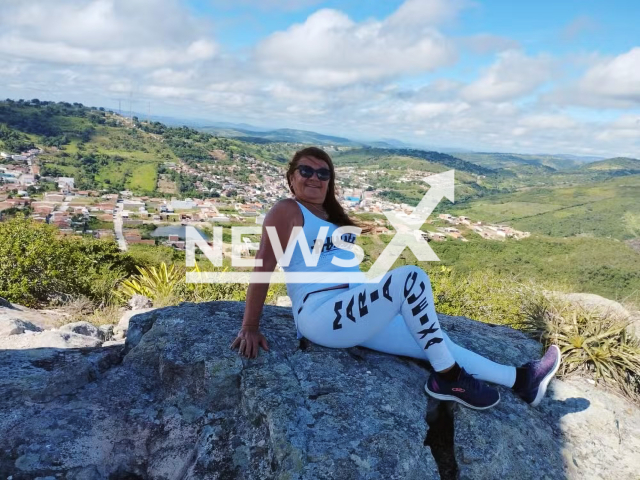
top-left (57, 177), bottom-right (75, 191)
top-left (19, 174), bottom-right (36, 186)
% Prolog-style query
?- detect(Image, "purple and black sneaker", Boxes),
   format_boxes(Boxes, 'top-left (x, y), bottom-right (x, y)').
top-left (425, 367), bottom-right (500, 410)
top-left (514, 345), bottom-right (562, 407)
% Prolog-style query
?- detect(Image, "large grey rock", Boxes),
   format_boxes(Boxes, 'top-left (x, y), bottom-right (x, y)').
top-left (0, 302), bottom-right (68, 331)
top-left (59, 321), bottom-right (102, 340)
top-left (0, 301), bottom-right (638, 480)
top-left (0, 330), bottom-right (102, 350)
top-left (112, 308), bottom-right (156, 340)
top-left (0, 317), bottom-right (42, 337)
top-left (128, 294), bottom-right (153, 310)
top-left (0, 297), bottom-right (12, 309)
top-left (443, 317), bottom-right (640, 480)
top-left (0, 302), bottom-right (437, 479)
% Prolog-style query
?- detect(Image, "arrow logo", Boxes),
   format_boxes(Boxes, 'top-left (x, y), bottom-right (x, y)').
top-left (365, 170), bottom-right (455, 280)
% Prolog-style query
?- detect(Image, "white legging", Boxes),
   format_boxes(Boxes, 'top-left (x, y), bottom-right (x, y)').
top-left (297, 265), bottom-right (516, 387)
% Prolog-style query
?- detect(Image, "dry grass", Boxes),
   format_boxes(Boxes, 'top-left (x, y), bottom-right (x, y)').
top-left (54, 296), bottom-right (124, 327)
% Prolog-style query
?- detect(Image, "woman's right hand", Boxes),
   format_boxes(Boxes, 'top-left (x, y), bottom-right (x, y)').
top-left (230, 327), bottom-right (270, 359)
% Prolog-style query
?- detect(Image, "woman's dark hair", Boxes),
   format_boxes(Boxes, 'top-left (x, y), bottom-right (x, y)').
top-left (286, 146), bottom-right (363, 230)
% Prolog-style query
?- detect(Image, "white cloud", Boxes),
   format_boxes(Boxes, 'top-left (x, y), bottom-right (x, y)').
top-left (594, 115), bottom-right (640, 142)
top-left (0, 0), bottom-right (217, 67)
top-left (461, 50), bottom-right (554, 102)
top-left (579, 47), bottom-right (640, 104)
top-left (255, 1), bottom-right (459, 87)
top-left (518, 114), bottom-right (577, 130)
top-left (410, 101), bottom-right (469, 119)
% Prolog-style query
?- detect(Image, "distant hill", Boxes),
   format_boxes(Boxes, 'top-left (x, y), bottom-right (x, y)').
top-left (335, 147), bottom-right (494, 176)
top-left (199, 126), bottom-right (361, 146)
top-left (452, 152), bottom-right (594, 171)
top-left (578, 157), bottom-right (640, 174)
top-left (199, 125), bottom-right (412, 149)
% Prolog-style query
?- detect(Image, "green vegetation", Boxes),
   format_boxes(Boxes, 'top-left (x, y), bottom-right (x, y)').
top-left (423, 265), bottom-right (640, 399)
top-left (433, 236), bottom-right (640, 301)
top-left (453, 152), bottom-right (585, 170)
top-left (580, 157), bottom-right (640, 174)
top-left (0, 215), bottom-right (136, 307)
top-left (334, 147), bottom-right (493, 176)
top-left (1, 100), bottom-right (292, 196)
top-left (428, 266), bottom-right (545, 328)
top-left (450, 175), bottom-right (640, 240)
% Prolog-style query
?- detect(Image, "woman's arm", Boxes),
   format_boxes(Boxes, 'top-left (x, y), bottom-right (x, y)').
top-left (231, 199), bottom-right (301, 357)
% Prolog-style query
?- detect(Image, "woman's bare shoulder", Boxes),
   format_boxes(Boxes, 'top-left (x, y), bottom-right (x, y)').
top-left (265, 198), bottom-right (303, 226)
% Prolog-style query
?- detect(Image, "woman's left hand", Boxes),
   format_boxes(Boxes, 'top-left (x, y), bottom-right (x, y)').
top-left (230, 327), bottom-right (270, 359)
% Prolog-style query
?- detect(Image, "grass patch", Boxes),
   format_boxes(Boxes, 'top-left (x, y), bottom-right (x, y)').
top-left (127, 163), bottom-right (157, 191)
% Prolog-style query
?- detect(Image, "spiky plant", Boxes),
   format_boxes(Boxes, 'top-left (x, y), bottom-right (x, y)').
top-left (116, 263), bottom-right (185, 306)
top-left (526, 298), bottom-right (640, 399)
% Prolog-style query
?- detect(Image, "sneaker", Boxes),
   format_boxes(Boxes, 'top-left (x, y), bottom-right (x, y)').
top-left (425, 367), bottom-right (500, 410)
top-left (514, 345), bottom-right (562, 407)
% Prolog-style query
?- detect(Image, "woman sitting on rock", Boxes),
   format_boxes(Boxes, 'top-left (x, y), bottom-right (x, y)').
top-left (231, 146), bottom-right (560, 410)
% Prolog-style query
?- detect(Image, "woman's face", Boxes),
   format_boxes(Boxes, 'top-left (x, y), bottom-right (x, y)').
top-left (291, 156), bottom-right (331, 203)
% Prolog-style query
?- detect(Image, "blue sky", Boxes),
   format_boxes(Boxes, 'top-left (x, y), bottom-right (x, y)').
top-left (0, 0), bottom-right (639, 156)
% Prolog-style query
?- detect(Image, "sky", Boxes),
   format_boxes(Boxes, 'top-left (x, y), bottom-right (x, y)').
top-left (0, 0), bottom-right (639, 157)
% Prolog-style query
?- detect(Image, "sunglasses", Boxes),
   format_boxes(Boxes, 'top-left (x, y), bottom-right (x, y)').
top-left (296, 164), bottom-right (332, 181)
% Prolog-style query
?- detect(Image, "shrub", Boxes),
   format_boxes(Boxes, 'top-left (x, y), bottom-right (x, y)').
top-left (0, 215), bottom-right (136, 307)
top-left (127, 244), bottom-right (184, 267)
top-left (428, 266), bottom-right (545, 328)
top-left (524, 297), bottom-right (640, 399)
top-left (181, 263), bottom-right (248, 303)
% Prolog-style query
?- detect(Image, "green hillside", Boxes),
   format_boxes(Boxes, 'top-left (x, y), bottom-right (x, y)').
top-left (451, 174), bottom-right (640, 240)
top-left (453, 152), bottom-right (586, 170)
top-left (331, 147), bottom-right (497, 204)
top-left (579, 157), bottom-right (640, 173)
top-left (198, 126), bottom-right (360, 146)
top-left (0, 100), bottom-right (298, 194)
top-left (335, 147), bottom-right (494, 175)
top-left (429, 236), bottom-right (640, 302)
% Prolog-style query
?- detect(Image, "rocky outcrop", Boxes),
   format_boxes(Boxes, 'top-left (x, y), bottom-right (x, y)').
top-left (0, 301), bottom-right (638, 479)
top-left (113, 307), bottom-right (157, 340)
top-left (59, 321), bottom-right (104, 340)
top-left (0, 301), bottom-right (70, 332)
top-left (128, 294), bottom-right (154, 311)
top-left (0, 317), bottom-right (42, 337)
top-left (0, 329), bottom-right (103, 350)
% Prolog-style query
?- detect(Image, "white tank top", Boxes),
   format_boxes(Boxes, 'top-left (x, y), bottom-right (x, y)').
top-left (282, 200), bottom-right (365, 339)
